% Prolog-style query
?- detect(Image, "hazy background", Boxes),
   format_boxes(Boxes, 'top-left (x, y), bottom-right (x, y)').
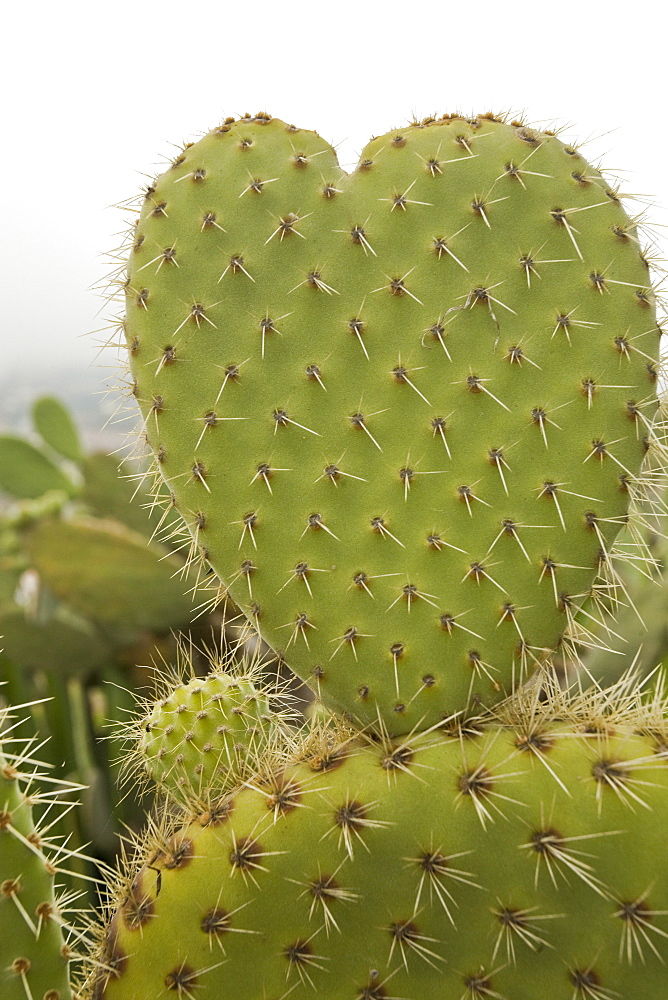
top-left (2, 0), bottom-right (666, 448)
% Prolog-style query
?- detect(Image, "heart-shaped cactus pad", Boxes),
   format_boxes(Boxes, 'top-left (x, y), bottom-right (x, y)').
top-left (125, 112), bottom-right (660, 735)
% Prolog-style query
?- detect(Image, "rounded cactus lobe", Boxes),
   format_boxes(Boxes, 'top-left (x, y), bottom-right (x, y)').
top-left (138, 672), bottom-right (275, 795)
top-left (126, 113), bottom-right (661, 735)
top-left (93, 720), bottom-right (668, 1000)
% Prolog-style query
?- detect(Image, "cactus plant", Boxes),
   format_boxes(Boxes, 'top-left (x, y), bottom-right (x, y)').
top-left (0, 109), bottom-right (665, 1000)
top-left (0, 436), bottom-right (78, 501)
top-left (122, 111), bottom-right (663, 735)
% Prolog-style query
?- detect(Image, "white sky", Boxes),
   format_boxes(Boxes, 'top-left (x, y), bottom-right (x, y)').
top-left (2, 0), bottom-right (667, 377)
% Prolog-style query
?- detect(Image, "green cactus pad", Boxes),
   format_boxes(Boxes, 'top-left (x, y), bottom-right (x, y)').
top-left (137, 671), bottom-right (284, 797)
top-left (32, 397), bottom-right (83, 464)
top-left (1, 727), bottom-right (76, 1000)
top-left (123, 112), bottom-right (662, 734)
top-left (90, 682), bottom-right (668, 1000)
top-left (0, 436), bottom-right (77, 501)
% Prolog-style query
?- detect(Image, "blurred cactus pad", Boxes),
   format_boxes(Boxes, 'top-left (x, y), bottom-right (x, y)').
top-left (123, 112), bottom-right (665, 735)
top-left (0, 396), bottom-right (84, 500)
top-left (0, 396), bottom-right (205, 679)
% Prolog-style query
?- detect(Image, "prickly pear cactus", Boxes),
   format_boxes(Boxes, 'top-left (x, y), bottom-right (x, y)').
top-left (1, 719), bottom-right (77, 1000)
top-left (124, 112), bottom-right (662, 735)
top-left (90, 677), bottom-right (668, 1000)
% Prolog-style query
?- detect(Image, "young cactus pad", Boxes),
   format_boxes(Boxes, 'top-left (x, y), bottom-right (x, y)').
top-left (124, 112), bottom-right (662, 735)
top-left (136, 671), bottom-right (285, 798)
top-left (90, 680), bottom-right (668, 1000)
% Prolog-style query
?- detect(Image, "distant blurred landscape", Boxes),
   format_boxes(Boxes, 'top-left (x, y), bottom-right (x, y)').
top-left (0, 362), bottom-right (132, 454)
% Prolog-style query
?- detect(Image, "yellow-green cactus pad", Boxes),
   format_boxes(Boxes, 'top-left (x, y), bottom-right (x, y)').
top-left (90, 682), bottom-right (668, 999)
top-left (24, 518), bottom-right (196, 635)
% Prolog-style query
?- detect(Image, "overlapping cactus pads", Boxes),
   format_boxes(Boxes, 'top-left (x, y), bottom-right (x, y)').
top-left (125, 112), bottom-right (660, 734)
top-left (92, 681), bottom-right (668, 1000)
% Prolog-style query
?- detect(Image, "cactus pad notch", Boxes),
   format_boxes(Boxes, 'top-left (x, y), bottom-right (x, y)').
top-left (121, 111), bottom-right (665, 735)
